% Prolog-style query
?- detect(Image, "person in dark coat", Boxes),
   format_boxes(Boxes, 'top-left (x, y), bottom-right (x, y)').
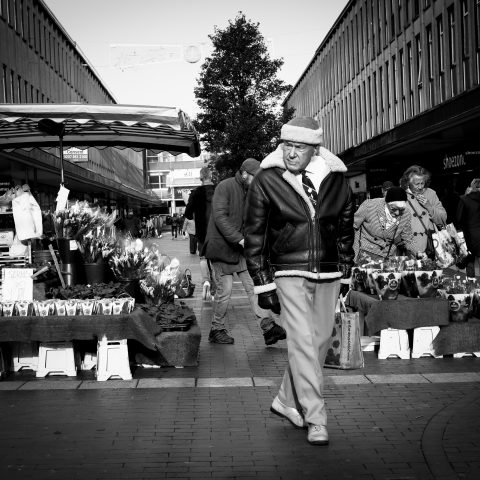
top-left (184, 166), bottom-right (216, 299)
top-left (204, 159), bottom-right (286, 346)
top-left (244, 117), bottom-right (355, 446)
top-left (456, 178), bottom-right (480, 276)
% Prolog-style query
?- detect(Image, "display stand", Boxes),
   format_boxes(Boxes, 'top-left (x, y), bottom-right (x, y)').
top-left (36, 341), bottom-right (77, 377)
top-left (96, 336), bottom-right (132, 381)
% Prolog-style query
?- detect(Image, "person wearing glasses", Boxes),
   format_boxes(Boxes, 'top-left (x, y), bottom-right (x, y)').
top-left (353, 186), bottom-right (420, 262)
top-left (244, 117), bottom-right (354, 446)
top-left (400, 165), bottom-right (447, 257)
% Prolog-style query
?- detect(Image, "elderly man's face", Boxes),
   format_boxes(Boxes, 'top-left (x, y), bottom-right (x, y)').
top-left (282, 141), bottom-right (316, 173)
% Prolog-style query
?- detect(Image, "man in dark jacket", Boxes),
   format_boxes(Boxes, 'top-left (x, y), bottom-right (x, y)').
top-left (185, 166), bottom-right (216, 299)
top-left (204, 159), bottom-right (286, 346)
top-left (244, 117), bottom-right (355, 446)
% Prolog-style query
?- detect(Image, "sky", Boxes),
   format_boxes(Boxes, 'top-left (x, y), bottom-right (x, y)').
top-left (43, 0), bottom-right (349, 118)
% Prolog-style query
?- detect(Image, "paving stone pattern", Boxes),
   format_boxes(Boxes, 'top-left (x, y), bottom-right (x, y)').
top-left (1, 236), bottom-right (480, 479)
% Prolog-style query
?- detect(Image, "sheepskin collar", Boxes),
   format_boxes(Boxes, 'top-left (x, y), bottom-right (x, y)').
top-left (260, 145), bottom-right (347, 173)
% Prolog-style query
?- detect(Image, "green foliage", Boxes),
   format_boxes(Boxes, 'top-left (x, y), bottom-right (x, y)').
top-left (194, 12), bottom-right (294, 179)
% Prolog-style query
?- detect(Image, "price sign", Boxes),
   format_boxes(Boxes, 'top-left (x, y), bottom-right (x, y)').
top-left (2, 268), bottom-right (34, 301)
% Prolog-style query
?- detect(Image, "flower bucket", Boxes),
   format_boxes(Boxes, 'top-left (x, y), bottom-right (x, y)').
top-left (119, 279), bottom-right (145, 304)
top-left (365, 268), bottom-right (378, 295)
top-left (371, 271), bottom-right (402, 300)
top-left (401, 271), bottom-right (419, 297)
top-left (414, 270), bottom-right (443, 298)
top-left (56, 238), bottom-right (81, 263)
top-left (351, 267), bottom-right (369, 293)
top-left (447, 293), bottom-right (471, 323)
top-left (84, 261), bottom-right (106, 285)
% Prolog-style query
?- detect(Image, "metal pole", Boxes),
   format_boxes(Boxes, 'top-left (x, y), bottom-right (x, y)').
top-left (59, 135), bottom-right (64, 185)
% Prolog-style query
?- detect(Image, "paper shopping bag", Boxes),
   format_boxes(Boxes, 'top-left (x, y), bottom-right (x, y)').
top-left (325, 298), bottom-right (364, 370)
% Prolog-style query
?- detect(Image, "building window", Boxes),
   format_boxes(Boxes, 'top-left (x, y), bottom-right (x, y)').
top-left (448, 5), bottom-right (457, 96)
top-left (406, 0), bottom-right (411, 25)
top-left (24, 79), bottom-right (28, 103)
top-left (398, 0), bottom-right (402, 33)
top-left (408, 42), bottom-right (415, 117)
top-left (19, 0), bottom-right (24, 38)
top-left (400, 49), bottom-right (406, 120)
top-left (384, 0), bottom-right (389, 46)
top-left (1, 65), bottom-right (7, 102)
top-left (437, 15), bottom-right (445, 101)
top-left (379, 66), bottom-right (385, 131)
top-left (476, 0), bottom-right (480, 84)
top-left (148, 175), bottom-right (160, 189)
top-left (414, 0), bottom-right (420, 19)
top-left (385, 61), bottom-right (390, 130)
top-left (391, 0), bottom-right (396, 39)
top-left (461, 0), bottom-right (470, 91)
top-left (426, 24), bottom-right (434, 106)
top-left (10, 70), bottom-right (15, 102)
top-left (393, 54), bottom-right (398, 124)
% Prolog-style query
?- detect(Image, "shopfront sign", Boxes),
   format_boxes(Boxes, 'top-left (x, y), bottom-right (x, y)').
top-left (442, 151), bottom-right (480, 171)
top-left (443, 153), bottom-right (466, 170)
top-left (64, 147), bottom-right (89, 163)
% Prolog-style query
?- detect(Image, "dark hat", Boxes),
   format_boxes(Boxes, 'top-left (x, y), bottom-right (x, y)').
top-left (385, 186), bottom-right (407, 203)
top-left (382, 181), bottom-right (394, 190)
top-left (240, 158), bottom-right (261, 175)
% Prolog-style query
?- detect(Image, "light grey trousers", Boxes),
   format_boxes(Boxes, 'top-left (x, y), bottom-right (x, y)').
top-left (276, 276), bottom-right (340, 426)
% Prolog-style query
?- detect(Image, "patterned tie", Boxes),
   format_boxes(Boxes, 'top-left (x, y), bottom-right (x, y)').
top-left (301, 171), bottom-right (318, 206)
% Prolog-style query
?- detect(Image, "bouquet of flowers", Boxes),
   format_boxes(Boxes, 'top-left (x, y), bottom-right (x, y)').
top-left (108, 239), bottom-right (159, 281)
top-left (141, 256), bottom-right (181, 304)
top-left (53, 200), bottom-right (115, 240)
top-left (79, 235), bottom-right (117, 263)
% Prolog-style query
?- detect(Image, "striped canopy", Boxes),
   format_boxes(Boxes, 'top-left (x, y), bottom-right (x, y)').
top-left (0, 103), bottom-right (200, 157)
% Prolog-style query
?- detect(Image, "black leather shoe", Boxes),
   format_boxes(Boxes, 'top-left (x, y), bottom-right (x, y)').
top-left (208, 329), bottom-right (234, 344)
top-left (263, 323), bottom-right (287, 345)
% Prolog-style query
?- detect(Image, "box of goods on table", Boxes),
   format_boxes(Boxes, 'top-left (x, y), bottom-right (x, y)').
top-left (347, 256), bottom-right (480, 357)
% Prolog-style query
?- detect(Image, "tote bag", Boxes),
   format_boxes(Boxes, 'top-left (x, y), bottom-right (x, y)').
top-left (324, 296), bottom-right (364, 370)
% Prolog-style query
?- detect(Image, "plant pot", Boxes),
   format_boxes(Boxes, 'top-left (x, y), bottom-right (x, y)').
top-left (84, 261), bottom-right (107, 285)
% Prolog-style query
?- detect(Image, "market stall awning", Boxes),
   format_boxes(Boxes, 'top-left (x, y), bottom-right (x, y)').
top-left (0, 103), bottom-right (200, 157)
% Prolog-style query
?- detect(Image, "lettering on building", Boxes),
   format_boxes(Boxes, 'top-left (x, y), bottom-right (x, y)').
top-left (443, 154), bottom-right (466, 170)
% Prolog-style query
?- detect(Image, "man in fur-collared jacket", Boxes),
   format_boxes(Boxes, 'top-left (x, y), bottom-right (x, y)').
top-left (244, 117), bottom-right (355, 446)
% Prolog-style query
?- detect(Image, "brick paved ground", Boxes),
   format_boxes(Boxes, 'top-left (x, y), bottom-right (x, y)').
top-left (1, 235), bottom-right (480, 479)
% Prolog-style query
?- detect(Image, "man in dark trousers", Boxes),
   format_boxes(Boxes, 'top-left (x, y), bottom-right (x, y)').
top-left (203, 159), bottom-right (286, 346)
top-left (184, 166), bottom-right (216, 299)
top-left (244, 117), bottom-right (354, 445)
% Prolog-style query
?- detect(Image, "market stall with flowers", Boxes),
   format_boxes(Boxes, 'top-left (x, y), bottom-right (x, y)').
top-left (0, 197), bottom-right (200, 381)
top-left (345, 223), bottom-right (480, 358)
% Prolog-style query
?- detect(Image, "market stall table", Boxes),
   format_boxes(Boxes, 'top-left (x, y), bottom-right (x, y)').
top-left (0, 308), bottom-right (161, 350)
top-left (346, 290), bottom-right (450, 335)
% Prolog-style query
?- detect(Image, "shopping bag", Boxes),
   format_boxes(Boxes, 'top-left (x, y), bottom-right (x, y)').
top-left (175, 268), bottom-right (195, 298)
top-left (11, 188), bottom-right (43, 241)
top-left (324, 297), bottom-right (364, 369)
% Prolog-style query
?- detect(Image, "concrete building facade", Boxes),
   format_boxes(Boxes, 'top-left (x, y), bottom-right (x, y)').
top-left (284, 0), bottom-right (480, 210)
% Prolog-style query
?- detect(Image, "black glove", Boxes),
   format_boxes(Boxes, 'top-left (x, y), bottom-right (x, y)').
top-left (258, 291), bottom-right (281, 315)
top-left (339, 282), bottom-right (350, 298)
